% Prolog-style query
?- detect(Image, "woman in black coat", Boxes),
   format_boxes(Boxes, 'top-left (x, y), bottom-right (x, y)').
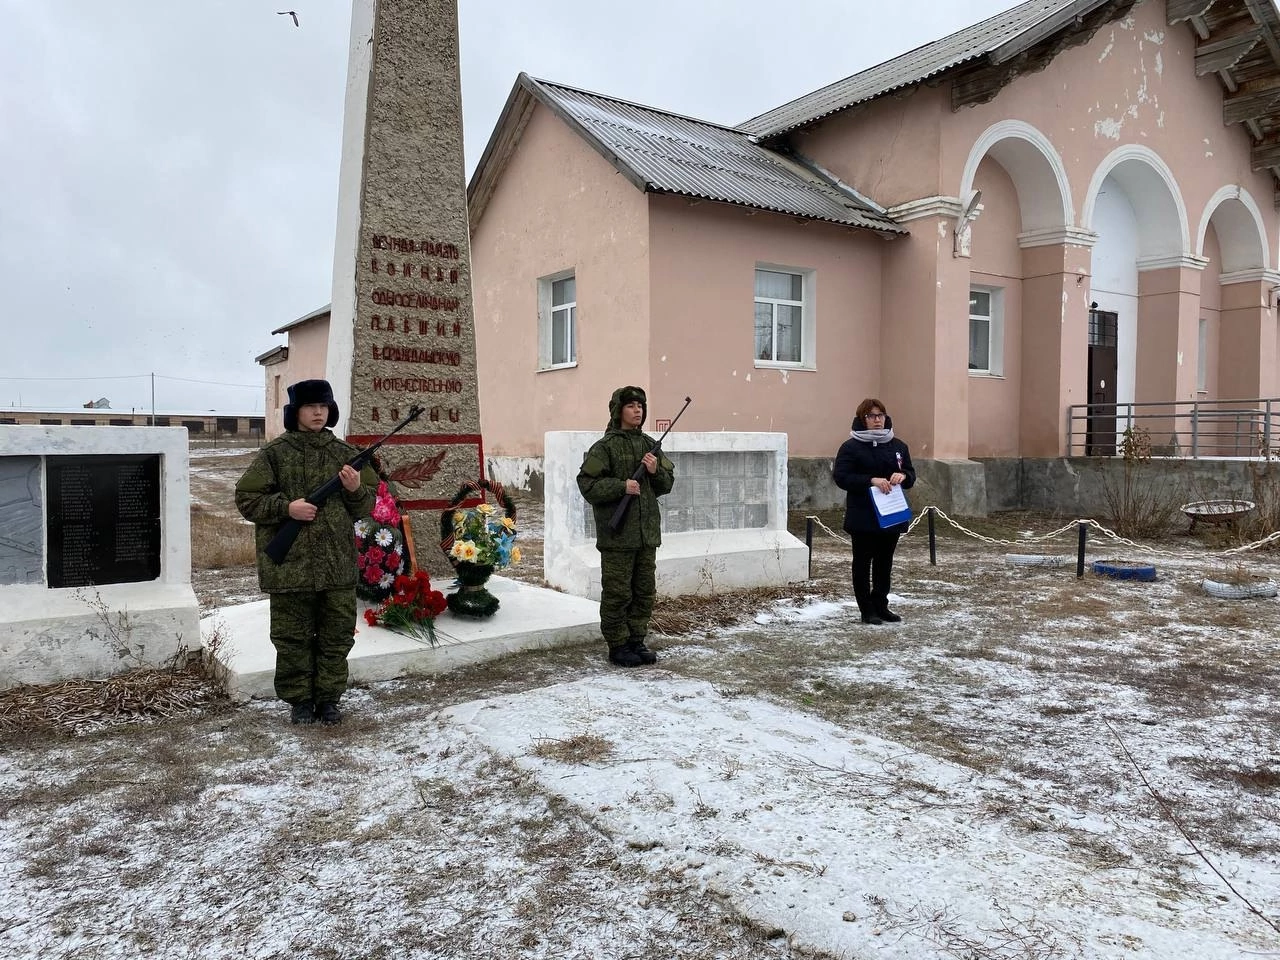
top-left (831, 398), bottom-right (916, 624)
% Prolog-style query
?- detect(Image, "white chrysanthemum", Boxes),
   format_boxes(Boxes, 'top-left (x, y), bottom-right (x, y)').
top-left (354, 519), bottom-right (372, 538)
top-left (374, 527), bottom-right (394, 547)
top-left (378, 573), bottom-right (394, 588)
top-left (393, 543), bottom-right (403, 554)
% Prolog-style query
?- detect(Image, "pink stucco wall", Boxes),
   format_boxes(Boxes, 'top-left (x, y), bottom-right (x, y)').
top-left (461, 0), bottom-right (1279, 466)
top-left (646, 195), bottom-right (886, 457)
top-left (471, 104), bottom-right (651, 456)
top-left (787, 0), bottom-right (1278, 457)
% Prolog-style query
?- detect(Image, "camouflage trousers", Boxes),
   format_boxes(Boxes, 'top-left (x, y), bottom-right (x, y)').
top-left (268, 589), bottom-right (357, 705)
top-left (598, 547), bottom-right (657, 648)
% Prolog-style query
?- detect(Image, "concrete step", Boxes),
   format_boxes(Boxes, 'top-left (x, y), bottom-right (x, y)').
top-left (201, 575), bottom-right (600, 701)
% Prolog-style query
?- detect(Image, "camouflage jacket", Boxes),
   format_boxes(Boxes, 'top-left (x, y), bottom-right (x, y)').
top-left (235, 430), bottom-right (377, 593)
top-left (578, 426), bottom-right (675, 551)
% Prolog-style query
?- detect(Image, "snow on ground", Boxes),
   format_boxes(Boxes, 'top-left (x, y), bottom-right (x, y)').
top-left (6, 503), bottom-right (1280, 959)
top-left (445, 672), bottom-right (1275, 959)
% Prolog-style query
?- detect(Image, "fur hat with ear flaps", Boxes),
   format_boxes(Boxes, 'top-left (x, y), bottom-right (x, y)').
top-left (283, 378), bottom-right (339, 432)
top-left (608, 385), bottom-right (647, 430)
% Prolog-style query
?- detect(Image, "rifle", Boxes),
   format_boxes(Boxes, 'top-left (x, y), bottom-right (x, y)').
top-left (607, 395), bottom-right (691, 533)
top-left (265, 405), bottom-right (425, 564)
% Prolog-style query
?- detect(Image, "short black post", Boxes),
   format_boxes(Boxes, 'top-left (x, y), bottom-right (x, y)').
top-left (805, 516), bottom-right (814, 580)
top-left (1076, 521), bottom-right (1087, 579)
top-left (928, 507), bottom-right (937, 566)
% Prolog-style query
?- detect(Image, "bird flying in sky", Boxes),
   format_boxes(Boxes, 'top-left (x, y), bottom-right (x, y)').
top-left (277, 11), bottom-right (299, 27)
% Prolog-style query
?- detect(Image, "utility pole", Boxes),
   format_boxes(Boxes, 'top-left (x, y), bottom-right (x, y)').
top-left (150, 372), bottom-right (155, 426)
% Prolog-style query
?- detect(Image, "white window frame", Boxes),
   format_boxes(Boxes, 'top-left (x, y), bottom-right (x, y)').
top-left (968, 285), bottom-right (1004, 377)
top-left (753, 264), bottom-right (816, 370)
top-left (537, 270), bottom-right (577, 371)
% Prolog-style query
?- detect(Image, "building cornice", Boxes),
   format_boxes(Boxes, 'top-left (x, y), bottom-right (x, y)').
top-left (886, 196), bottom-right (964, 222)
top-left (1017, 226), bottom-right (1099, 248)
top-left (1218, 267), bottom-right (1280, 286)
top-left (1136, 254), bottom-right (1210, 272)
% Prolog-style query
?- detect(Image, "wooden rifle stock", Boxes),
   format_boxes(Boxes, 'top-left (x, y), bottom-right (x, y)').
top-left (606, 396), bottom-right (691, 533)
top-left (264, 406), bottom-right (425, 564)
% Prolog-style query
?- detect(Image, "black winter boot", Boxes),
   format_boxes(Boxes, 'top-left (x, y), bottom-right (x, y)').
top-left (290, 702), bottom-right (316, 725)
top-left (316, 702), bottom-right (343, 726)
top-left (860, 613), bottom-right (884, 626)
top-left (608, 645), bottom-right (644, 668)
top-left (628, 638), bottom-right (658, 665)
top-left (877, 607), bottom-right (902, 623)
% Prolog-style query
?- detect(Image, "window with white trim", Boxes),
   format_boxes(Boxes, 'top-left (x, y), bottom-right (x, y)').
top-left (968, 287), bottom-right (1004, 375)
top-left (537, 272), bottom-right (576, 370)
top-left (754, 267), bottom-right (813, 367)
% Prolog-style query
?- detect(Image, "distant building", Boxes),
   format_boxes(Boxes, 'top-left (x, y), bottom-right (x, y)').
top-left (254, 304), bottom-right (331, 440)
top-left (0, 409), bottom-right (264, 437)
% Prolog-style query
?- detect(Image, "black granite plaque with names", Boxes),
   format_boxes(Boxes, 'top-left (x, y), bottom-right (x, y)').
top-left (46, 455), bottom-right (162, 588)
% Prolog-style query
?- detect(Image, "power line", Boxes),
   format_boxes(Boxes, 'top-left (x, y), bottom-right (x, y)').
top-left (156, 375), bottom-right (261, 389)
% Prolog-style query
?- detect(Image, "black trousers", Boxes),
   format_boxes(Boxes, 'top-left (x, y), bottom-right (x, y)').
top-left (849, 529), bottom-right (901, 616)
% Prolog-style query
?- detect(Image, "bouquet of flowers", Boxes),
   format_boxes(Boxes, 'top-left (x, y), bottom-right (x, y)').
top-left (354, 481), bottom-right (407, 603)
top-left (363, 570), bottom-right (447, 646)
top-left (447, 502), bottom-right (520, 568)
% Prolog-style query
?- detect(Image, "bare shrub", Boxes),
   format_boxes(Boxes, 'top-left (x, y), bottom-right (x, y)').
top-left (190, 504), bottom-right (255, 569)
top-left (1098, 427), bottom-right (1184, 537)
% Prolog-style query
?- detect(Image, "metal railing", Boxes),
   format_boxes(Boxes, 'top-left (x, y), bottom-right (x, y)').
top-left (1066, 398), bottom-right (1280, 458)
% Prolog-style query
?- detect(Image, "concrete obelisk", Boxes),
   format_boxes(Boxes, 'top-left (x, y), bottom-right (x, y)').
top-left (328, 0), bottom-right (483, 528)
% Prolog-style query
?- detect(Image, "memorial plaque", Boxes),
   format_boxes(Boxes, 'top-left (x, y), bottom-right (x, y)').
top-left (46, 455), bottom-right (162, 588)
top-left (330, 0), bottom-right (485, 512)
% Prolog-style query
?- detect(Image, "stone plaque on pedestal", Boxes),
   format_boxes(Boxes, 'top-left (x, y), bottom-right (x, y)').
top-left (329, 0), bottom-right (484, 514)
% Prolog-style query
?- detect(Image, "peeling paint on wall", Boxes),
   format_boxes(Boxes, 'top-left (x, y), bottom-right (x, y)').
top-left (1144, 30), bottom-right (1164, 45)
top-left (1095, 117), bottom-right (1123, 140)
top-left (1098, 34), bottom-right (1114, 61)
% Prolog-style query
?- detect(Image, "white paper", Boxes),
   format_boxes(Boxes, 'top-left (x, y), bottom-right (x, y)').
top-left (870, 484), bottom-right (908, 517)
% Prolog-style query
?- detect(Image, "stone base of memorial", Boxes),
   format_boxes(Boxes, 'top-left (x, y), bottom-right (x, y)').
top-left (204, 575), bottom-right (601, 701)
top-left (543, 432), bottom-right (809, 601)
top-left (0, 426), bottom-right (200, 690)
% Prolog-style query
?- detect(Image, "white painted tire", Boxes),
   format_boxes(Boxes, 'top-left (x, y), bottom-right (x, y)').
top-left (1004, 554), bottom-right (1070, 568)
top-left (1201, 578), bottom-right (1278, 600)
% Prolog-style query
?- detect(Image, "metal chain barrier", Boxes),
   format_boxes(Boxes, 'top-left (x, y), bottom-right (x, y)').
top-left (804, 506), bottom-right (1280, 559)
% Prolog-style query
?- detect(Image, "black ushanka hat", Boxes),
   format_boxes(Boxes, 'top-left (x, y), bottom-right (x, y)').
top-left (283, 378), bottom-right (339, 431)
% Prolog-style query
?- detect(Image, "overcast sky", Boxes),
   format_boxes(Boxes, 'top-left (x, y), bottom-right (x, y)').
top-left (0, 0), bottom-right (1017, 415)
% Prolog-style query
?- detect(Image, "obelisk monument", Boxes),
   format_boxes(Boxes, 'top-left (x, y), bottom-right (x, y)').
top-left (328, 0), bottom-right (482, 520)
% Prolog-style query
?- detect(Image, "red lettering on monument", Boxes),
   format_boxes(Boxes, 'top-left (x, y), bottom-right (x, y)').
top-left (371, 290), bottom-right (460, 311)
top-left (369, 235), bottom-right (461, 259)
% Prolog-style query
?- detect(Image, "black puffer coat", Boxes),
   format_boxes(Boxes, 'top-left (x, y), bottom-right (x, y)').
top-left (831, 414), bottom-right (916, 534)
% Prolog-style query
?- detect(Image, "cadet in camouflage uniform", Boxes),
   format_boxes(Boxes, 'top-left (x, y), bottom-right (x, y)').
top-left (235, 379), bottom-right (376, 725)
top-left (577, 386), bottom-right (675, 667)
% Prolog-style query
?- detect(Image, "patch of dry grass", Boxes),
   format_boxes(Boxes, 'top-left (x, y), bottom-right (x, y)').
top-left (529, 732), bottom-right (615, 764)
top-left (190, 503), bottom-right (256, 569)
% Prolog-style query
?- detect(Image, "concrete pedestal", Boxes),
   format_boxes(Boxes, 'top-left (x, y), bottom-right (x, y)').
top-left (202, 575), bottom-right (601, 701)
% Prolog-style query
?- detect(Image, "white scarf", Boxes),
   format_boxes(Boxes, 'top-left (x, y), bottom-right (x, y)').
top-left (849, 426), bottom-right (894, 445)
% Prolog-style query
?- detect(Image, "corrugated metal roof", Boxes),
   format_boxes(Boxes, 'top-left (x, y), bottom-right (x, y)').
top-left (271, 303), bottom-right (331, 336)
top-left (739, 0), bottom-right (1095, 138)
top-left (528, 77), bottom-right (906, 234)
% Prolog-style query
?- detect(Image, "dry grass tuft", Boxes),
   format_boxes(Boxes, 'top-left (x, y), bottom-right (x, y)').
top-left (650, 584), bottom-right (827, 635)
top-left (190, 504), bottom-right (256, 569)
top-left (0, 658), bottom-right (227, 740)
top-left (529, 732), bottom-right (615, 764)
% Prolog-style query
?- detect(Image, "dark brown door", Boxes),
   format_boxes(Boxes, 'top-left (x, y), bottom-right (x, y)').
top-left (1086, 309), bottom-right (1118, 456)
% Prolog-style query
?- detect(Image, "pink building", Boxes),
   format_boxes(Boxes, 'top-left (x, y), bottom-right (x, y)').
top-left (267, 0), bottom-right (1280, 506)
